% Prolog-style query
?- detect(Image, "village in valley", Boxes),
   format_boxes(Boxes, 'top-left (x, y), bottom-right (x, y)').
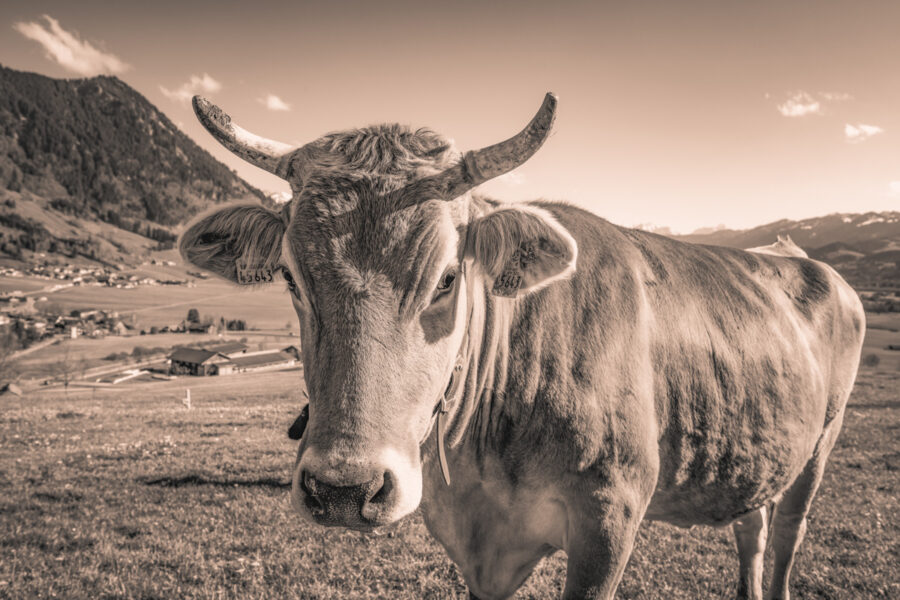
top-left (0, 253), bottom-right (301, 397)
top-left (0, 258), bottom-right (192, 289)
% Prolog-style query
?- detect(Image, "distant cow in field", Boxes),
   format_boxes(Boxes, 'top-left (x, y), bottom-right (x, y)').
top-left (180, 94), bottom-right (864, 600)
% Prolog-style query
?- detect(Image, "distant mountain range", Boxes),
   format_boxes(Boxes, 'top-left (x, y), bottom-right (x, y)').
top-left (0, 65), bottom-right (264, 266)
top-left (0, 64), bottom-right (896, 289)
top-left (664, 211), bottom-right (900, 289)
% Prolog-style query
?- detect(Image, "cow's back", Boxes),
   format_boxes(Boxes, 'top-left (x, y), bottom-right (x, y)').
top-left (614, 229), bottom-right (864, 525)
top-left (515, 204), bottom-right (863, 526)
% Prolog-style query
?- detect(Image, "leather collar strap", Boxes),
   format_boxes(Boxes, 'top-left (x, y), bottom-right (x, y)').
top-left (435, 359), bottom-right (464, 486)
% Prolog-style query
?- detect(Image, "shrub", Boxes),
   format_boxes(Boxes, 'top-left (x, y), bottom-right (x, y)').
top-left (226, 319), bottom-right (246, 331)
top-left (862, 353), bottom-right (880, 368)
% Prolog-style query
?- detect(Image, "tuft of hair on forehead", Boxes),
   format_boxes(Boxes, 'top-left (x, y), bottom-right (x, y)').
top-left (179, 204), bottom-right (285, 284)
top-left (311, 125), bottom-right (457, 178)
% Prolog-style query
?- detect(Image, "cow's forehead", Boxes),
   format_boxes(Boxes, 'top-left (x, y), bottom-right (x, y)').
top-left (281, 124), bottom-right (466, 294)
top-left (291, 184), bottom-right (460, 279)
top-left (286, 123), bottom-right (464, 230)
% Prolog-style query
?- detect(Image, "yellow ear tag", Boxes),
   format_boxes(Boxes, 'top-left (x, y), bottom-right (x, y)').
top-left (235, 261), bottom-right (275, 285)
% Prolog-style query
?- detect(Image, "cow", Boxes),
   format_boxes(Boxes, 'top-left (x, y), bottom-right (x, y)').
top-left (747, 235), bottom-right (808, 258)
top-left (179, 93), bottom-right (865, 600)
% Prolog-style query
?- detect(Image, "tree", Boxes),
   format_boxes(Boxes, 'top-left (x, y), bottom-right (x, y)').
top-left (0, 330), bottom-right (20, 385)
top-left (187, 308), bottom-right (200, 323)
top-left (53, 344), bottom-right (76, 397)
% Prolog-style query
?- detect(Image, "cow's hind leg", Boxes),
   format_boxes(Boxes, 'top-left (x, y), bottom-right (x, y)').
top-left (767, 416), bottom-right (844, 600)
top-left (732, 505), bottom-right (768, 600)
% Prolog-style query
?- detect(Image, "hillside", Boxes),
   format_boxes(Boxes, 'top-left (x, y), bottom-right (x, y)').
top-left (0, 65), bottom-right (265, 266)
top-left (667, 212), bottom-right (900, 289)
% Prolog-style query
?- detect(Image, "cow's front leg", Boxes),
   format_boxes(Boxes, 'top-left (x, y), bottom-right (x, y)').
top-left (562, 486), bottom-right (649, 600)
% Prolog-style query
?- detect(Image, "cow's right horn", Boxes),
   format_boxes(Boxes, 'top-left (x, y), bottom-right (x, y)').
top-left (192, 96), bottom-right (295, 179)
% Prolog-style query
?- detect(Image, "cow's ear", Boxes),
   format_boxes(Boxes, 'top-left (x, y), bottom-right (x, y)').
top-left (468, 205), bottom-right (577, 297)
top-left (179, 204), bottom-right (285, 284)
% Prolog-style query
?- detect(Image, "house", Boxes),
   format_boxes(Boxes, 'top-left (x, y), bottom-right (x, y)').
top-left (168, 347), bottom-right (232, 376)
top-left (167, 344), bottom-right (296, 376)
top-left (187, 322), bottom-right (215, 334)
top-left (204, 341), bottom-right (248, 357)
top-left (227, 350), bottom-right (296, 374)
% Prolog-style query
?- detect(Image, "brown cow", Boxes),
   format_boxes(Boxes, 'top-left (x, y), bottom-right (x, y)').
top-left (180, 94), bottom-right (864, 599)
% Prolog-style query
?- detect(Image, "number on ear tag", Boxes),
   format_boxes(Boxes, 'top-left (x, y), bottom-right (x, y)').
top-left (236, 261), bottom-right (275, 285)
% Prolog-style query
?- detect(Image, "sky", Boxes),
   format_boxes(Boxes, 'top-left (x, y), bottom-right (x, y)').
top-left (1, 0), bottom-right (898, 233)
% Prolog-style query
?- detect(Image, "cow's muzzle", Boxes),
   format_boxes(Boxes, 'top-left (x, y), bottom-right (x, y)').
top-left (297, 468), bottom-right (396, 529)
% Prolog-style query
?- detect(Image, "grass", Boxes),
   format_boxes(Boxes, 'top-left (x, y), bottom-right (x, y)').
top-left (861, 312), bottom-right (900, 371)
top-left (1, 367), bottom-right (897, 599)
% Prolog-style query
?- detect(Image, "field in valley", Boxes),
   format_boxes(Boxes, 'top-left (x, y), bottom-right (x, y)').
top-left (0, 358), bottom-right (897, 599)
top-left (2, 271), bottom-right (899, 598)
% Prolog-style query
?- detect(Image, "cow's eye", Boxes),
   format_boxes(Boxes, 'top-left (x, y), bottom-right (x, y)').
top-left (433, 269), bottom-right (456, 300)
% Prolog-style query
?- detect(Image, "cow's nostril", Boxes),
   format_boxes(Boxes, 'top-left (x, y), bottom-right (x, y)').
top-left (300, 471), bottom-right (325, 516)
top-left (367, 471), bottom-right (393, 506)
top-left (301, 471), bottom-right (317, 496)
top-left (304, 494), bottom-right (324, 516)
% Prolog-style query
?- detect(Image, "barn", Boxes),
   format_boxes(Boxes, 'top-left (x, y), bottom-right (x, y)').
top-left (167, 347), bottom-right (233, 376)
top-left (203, 341), bottom-right (249, 357)
top-left (167, 344), bottom-right (297, 376)
top-left (224, 349), bottom-right (297, 374)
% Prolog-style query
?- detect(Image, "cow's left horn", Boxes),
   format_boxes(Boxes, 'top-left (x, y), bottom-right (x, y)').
top-left (192, 96), bottom-right (294, 178)
top-left (436, 93), bottom-right (557, 199)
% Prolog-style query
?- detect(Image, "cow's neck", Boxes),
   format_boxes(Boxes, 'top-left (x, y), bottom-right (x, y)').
top-left (441, 275), bottom-right (517, 466)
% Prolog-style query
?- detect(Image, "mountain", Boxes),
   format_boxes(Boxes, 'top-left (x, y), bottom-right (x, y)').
top-left (0, 65), bottom-right (264, 266)
top-left (670, 212), bottom-right (900, 289)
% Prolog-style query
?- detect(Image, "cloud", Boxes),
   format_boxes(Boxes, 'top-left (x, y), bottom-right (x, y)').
top-left (819, 91), bottom-right (853, 102)
top-left (13, 15), bottom-right (129, 76)
top-left (160, 74), bottom-right (222, 104)
top-left (774, 90), bottom-right (853, 117)
top-left (776, 91), bottom-right (822, 117)
top-left (258, 94), bottom-right (291, 111)
top-left (844, 123), bottom-right (883, 143)
top-left (889, 181), bottom-right (900, 196)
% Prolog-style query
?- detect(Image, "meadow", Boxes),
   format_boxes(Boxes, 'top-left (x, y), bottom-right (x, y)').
top-left (1, 361), bottom-right (897, 599)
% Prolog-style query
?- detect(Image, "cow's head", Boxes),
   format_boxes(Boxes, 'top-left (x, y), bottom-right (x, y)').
top-left (179, 94), bottom-right (576, 529)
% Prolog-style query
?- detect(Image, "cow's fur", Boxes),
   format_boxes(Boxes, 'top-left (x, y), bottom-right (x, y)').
top-left (181, 122), bottom-right (864, 600)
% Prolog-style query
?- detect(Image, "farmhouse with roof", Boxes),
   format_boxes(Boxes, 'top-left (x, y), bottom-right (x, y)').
top-left (167, 342), bottom-right (298, 376)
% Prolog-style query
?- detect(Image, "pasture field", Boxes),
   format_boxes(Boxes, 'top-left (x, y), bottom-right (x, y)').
top-left (0, 366), bottom-right (897, 599)
top-left (863, 312), bottom-right (900, 371)
top-left (37, 280), bottom-right (296, 331)
top-left (0, 275), bottom-right (56, 295)
top-left (13, 331), bottom-right (298, 380)
top-left (2, 271), bottom-right (296, 331)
